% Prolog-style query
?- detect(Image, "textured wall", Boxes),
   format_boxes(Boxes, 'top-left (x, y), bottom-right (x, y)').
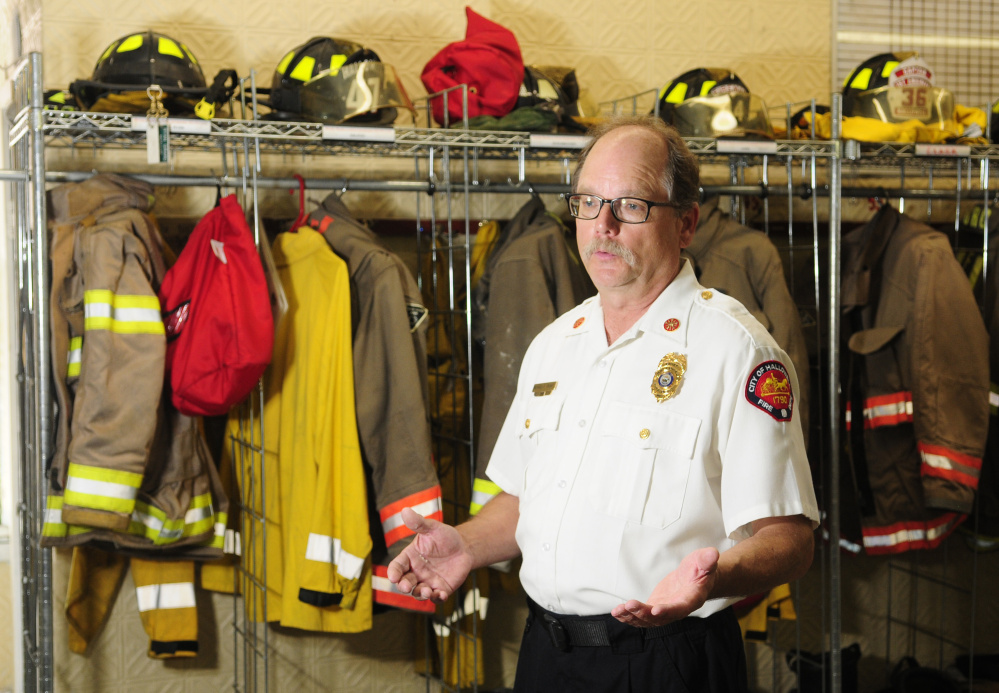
top-left (39, 0), bottom-right (832, 118)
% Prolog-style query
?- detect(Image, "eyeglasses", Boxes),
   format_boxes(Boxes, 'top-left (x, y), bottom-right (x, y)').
top-left (565, 194), bottom-right (680, 224)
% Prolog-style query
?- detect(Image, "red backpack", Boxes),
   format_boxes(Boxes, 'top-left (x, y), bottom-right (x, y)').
top-left (159, 194), bottom-right (273, 416)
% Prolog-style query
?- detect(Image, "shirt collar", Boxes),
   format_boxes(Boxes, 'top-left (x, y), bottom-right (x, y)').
top-left (564, 260), bottom-right (699, 349)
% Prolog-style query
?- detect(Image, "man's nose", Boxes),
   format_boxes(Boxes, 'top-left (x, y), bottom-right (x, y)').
top-left (594, 202), bottom-right (620, 235)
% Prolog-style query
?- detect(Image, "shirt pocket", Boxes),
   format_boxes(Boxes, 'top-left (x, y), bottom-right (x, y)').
top-left (517, 394), bottom-right (566, 493)
top-left (588, 401), bottom-right (701, 528)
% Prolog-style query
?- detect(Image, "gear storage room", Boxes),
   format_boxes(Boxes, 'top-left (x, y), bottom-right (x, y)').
top-left (2, 0), bottom-right (999, 692)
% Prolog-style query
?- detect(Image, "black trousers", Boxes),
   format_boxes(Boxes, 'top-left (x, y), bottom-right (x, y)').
top-left (514, 599), bottom-right (749, 693)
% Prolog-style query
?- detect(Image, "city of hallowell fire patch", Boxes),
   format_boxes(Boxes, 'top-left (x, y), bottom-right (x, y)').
top-left (745, 360), bottom-right (794, 422)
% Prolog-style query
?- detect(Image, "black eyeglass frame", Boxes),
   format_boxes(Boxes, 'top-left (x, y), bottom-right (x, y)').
top-left (564, 193), bottom-right (681, 224)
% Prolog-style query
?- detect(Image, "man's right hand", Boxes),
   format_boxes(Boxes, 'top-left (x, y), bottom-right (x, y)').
top-left (386, 507), bottom-right (475, 603)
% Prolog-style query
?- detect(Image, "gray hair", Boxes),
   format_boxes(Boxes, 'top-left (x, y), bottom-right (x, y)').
top-left (570, 115), bottom-right (700, 214)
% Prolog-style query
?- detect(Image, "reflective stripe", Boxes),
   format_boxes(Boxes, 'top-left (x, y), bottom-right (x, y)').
top-left (84, 290), bottom-right (164, 335)
top-left (918, 442), bottom-right (981, 487)
top-left (470, 478), bottom-right (502, 515)
top-left (42, 496), bottom-right (66, 537)
top-left (862, 512), bottom-right (963, 554)
top-left (845, 391), bottom-right (913, 430)
top-left (128, 494), bottom-right (216, 544)
top-left (224, 529), bottom-right (242, 556)
top-left (135, 582), bottom-right (197, 612)
top-left (371, 565), bottom-right (435, 613)
top-left (67, 336), bottom-right (82, 377)
top-left (990, 384), bottom-right (999, 413)
top-left (379, 486), bottom-right (443, 546)
top-left (303, 533), bottom-right (365, 581)
top-left (65, 463), bottom-right (142, 514)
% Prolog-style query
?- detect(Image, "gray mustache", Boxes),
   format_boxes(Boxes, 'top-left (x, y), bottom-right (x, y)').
top-left (581, 238), bottom-right (637, 266)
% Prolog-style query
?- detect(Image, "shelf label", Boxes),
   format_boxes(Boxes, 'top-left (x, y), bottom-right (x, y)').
top-left (915, 143), bottom-right (971, 157)
top-left (145, 119), bottom-right (170, 164)
top-left (716, 139), bottom-right (778, 154)
top-left (529, 133), bottom-right (591, 149)
top-left (322, 125), bottom-right (396, 142)
top-left (132, 116), bottom-right (212, 135)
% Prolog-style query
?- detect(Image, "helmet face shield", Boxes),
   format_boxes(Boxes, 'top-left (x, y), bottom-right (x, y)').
top-left (672, 93), bottom-right (774, 138)
top-left (851, 86), bottom-right (954, 127)
top-left (299, 62), bottom-right (414, 125)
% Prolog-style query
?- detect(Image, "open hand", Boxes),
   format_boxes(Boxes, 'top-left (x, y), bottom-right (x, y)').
top-left (386, 507), bottom-right (474, 603)
top-left (611, 547), bottom-right (719, 627)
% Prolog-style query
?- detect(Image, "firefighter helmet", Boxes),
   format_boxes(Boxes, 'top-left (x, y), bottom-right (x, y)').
top-left (71, 31), bottom-right (208, 114)
top-left (266, 37), bottom-right (414, 125)
top-left (656, 67), bottom-right (774, 138)
top-left (841, 52), bottom-right (952, 127)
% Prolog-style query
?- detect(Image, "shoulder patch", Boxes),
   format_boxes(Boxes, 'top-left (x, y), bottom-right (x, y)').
top-left (745, 360), bottom-right (794, 422)
top-left (407, 303), bottom-right (428, 332)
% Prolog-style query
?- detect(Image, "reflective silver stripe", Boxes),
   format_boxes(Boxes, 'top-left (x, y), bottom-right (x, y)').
top-left (224, 529), bottom-right (242, 556)
top-left (863, 521), bottom-right (952, 549)
top-left (44, 507), bottom-right (62, 526)
top-left (336, 542), bottom-right (365, 581)
top-left (381, 497), bottom-right (443, 534)
top-left (65, 475), bottom-right (138, 501)
top-left (185, 504), bottom-right (213, 525)
top-left (471, 489), bottom-right (495, 508)
top-left (84, 302), bottom-right (112, 320)
top-left (113, 306), bottom-right (162, 323)
top-left (990, 391), bottom-right (999, 407)
top-left (135, 582), bottom-right (196, 612)
top-left (867, 400), bottom-right (913, 419)
top-left (920, 450), bottom-right (977, 477)
top-left (305, 533), bottom-right (334, 563)
top-left (304, 533), bottom-right (366, 580)
top-left (67, 348), bottom-right (81, 367)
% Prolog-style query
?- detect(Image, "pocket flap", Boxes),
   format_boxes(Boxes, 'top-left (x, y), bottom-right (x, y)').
top-left (601, 402), bottom-right (700, 458)
top-left (848, 325), bottom-right (904, 354)
top-left (521, 394), bottom-right (565, 436)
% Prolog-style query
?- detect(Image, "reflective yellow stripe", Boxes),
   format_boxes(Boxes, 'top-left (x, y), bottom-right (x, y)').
top-left (158, 37), bottom-right (184, 59)
top-left (470, 478), bottom-right (502, 515)
top-left (276, 50), bottom-right (295, 75)
top-left (329, 54), bottom-right (348, 76)
top-left (65, 462), bottom-right (142, 514)
top-left (182, 43), bottom-right (198, 65)
top-left (700, 80), bottom-right (716, 96)
top-left (42, 495), bottom-right (66, 537)
top-left (68, 462), bottom-right (143, 488)
top-left (67, 336), bottom-right (82, 377)
top-left (84, 290), bottom-right (164, 335)
top-left (663, 83), bottom-right (687, 103)
top-left (290, 56), bottom-right (315, 81)
top-left (117, 34), bottom-right (143, 53)
top-left (881, 60), bottom-right (899, 78)
top-left (850, 67), bottom-right (873, 90)
top-left (99, 41), bottom-right (118, 63)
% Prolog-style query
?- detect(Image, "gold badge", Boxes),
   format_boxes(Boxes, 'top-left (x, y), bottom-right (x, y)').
top-left (651, 353), bottom-right (687, 402)
top-left (532, 381), bottom-right (558, 397)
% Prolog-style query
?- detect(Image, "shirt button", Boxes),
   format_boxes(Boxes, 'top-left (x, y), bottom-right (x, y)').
top-left (578, 419), bottom-right (586, 427)
top-left (525, 419), bottom-right (531, 428)
top-left (543, 543), bottom-right (551, 551)
top-left (639, 428), bottom-right (651, 439)
top-left (558, 480), bottom-right (567, 488)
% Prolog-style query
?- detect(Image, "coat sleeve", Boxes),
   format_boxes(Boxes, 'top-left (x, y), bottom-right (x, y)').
top-left (62, 219), bottom-right (166, 532)
top-left (911, 244), bottom-right (990, 512)
top-left (353, 257), bottom-right (442, 553)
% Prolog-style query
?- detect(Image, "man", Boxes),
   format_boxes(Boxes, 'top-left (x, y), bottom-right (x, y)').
top-left (389, 115), bottom-right (819, 692)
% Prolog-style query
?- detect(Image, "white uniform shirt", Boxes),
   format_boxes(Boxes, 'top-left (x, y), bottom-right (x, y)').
top-left (486, 260), bottom-right (819, 617)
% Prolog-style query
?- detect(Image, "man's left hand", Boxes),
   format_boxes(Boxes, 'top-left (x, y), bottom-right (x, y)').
top-left (610, 547), bottom-right (719, 627)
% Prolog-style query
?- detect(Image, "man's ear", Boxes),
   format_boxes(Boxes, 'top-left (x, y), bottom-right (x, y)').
top-left (678, 205), bottom-right (699, 249)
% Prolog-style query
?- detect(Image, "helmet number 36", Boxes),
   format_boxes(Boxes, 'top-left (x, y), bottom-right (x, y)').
top-left (887, 86), bottom-right (931, 120)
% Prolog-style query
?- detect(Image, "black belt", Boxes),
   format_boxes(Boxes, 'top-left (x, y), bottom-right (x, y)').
top-left (527, 597), bottom-right (728, 652)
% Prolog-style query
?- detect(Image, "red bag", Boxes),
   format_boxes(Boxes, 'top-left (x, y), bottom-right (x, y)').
top-left (159, 194), bottom-right (273, 416)
top-left (421, 6), bottom-right (524, 126)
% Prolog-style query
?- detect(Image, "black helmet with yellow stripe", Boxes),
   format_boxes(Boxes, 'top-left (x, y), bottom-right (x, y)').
top-left (656, 67), bottom-right (773, 139)
top-left (841, 51), bottom-right (953, 127)
top-left (265, 36), bottom-right (414, 125)
top-left (70, 31), bottom-right (237, 118)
